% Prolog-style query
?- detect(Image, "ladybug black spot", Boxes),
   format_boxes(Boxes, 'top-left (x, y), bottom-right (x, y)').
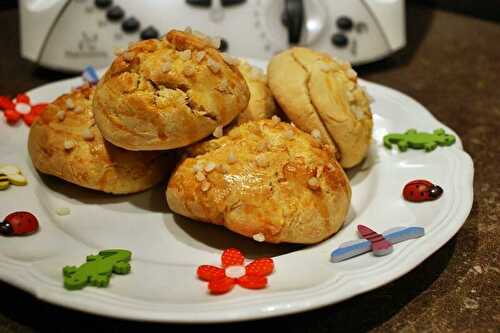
top-left (429, 185), bottom-right (444, 199)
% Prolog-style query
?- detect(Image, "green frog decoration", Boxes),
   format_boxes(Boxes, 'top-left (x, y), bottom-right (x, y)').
top-left (63, 249), bottom-right (132, 290)
top-left (383, 128), bottom-right (456, 152)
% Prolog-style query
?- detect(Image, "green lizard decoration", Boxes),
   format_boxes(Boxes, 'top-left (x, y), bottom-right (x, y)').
top-left (383, 128), bottom-right (456, 152)
top-left (63, 249), bottom-right (132, 290)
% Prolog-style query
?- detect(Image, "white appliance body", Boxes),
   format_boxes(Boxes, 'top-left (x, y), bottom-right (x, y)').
top-left (20, 0), bottom-right (406, 72)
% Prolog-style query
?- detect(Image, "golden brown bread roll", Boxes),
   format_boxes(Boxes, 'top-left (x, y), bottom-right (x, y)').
top-left (267, 47), bottom-right (373, 168)
top-left (166, 119), bottom-right (351, 244)
top-left (93, 29), bottom-right (250, 151)
top-left (28, 84), bottom-right (171, 194)
top-left (235, 61), bottom-right (277, 125)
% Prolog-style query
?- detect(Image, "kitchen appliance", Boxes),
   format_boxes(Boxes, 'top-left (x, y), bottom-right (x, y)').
top-left (20, 0), bottom-right (406, 72)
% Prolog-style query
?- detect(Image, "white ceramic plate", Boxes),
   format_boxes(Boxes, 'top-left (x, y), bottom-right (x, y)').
top-left (0, 60), bottom-right (473, 323)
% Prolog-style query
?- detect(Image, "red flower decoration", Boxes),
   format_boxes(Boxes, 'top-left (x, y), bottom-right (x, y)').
top-left (197, 248), bottom-right (274, 294)
top-left (0, 93), bottom-right (48, 126)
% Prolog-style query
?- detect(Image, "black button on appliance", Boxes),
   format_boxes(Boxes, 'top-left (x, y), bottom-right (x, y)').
top-left (186, 0), bottom-right (212, 7)
top-left (221, 0), bottom-right (246, 6)
top-left (331, 33), bottom-right (348, 47)
top-left (140, 26), bottom-right (159, 40)
top-left (95, 0), bottom-right (112, 9)
top-left (219, 38), bottom-right (228, 52)
top-left (122, 17), bottom-right (140, 33)
top-left (336, 16), bottom-right (353, 31)
top-left (107, 6), bottom-right (124, 21)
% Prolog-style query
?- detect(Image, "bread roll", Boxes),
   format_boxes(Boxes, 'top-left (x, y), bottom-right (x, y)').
top-left (28, 85), bottom-right (171, 194)
top-left (166, 119), bottom-right (351, 244)
top-left (93, 29), bottom-right (250, 151)
top-left (268, 47), bottom-right (373, 168)
top-left (235, 61), bottom-right (277, 124)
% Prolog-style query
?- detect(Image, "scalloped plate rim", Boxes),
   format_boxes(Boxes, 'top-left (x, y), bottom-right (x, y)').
top-left (0, 59), bottom-right (474, 323)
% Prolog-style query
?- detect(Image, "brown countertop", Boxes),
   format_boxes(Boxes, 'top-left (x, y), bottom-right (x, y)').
top-left (0, 3), bottom-right (498, 332)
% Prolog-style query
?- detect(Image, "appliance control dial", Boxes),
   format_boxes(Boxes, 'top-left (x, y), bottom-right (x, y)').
top-left (281, 0), bottom-right (303, 44)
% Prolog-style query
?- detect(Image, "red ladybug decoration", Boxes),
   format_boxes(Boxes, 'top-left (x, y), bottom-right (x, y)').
top-left (0, 212), bottom-right (39, 236)
top-left (403, 180), bottom-right (443, 202)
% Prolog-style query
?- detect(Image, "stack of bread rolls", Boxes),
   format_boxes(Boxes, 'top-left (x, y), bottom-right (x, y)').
top-left (29, 28), bottom-right (373, 244)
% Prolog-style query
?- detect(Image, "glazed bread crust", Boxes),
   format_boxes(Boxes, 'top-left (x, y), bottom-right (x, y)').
top-left (93, 30), bottom-right (250, 151)
top-left (268, 48), bottom-right (373, 168)
top-left (166, 119), bottom-right (351, 244)
top-left (28, 85), bottom-right (171, 194)
top-left (235, 61), bottom-right (277, 125)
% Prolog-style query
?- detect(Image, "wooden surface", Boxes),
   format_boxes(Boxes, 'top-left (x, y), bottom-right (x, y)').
top-left (0, 3), bottom-right (499, 332)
